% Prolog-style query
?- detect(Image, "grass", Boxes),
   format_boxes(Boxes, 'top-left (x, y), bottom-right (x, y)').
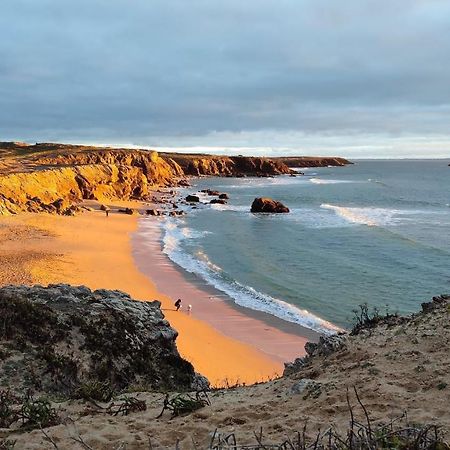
top-left (0, 390), bottom-right (59, 431)
top-left (73, 380), bottom-right (116, 402)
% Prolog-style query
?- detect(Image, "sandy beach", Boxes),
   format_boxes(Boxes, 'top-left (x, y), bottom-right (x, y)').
top-left (133, 219), bottom-right (318, 364)
top-left (0, 202), bottom-right (314, 386)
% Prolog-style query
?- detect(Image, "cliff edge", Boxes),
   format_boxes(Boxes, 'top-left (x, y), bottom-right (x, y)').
top-left (0, 141), bottom-right (352, 215)
top-left (0, 284), bottom-right (206, 397)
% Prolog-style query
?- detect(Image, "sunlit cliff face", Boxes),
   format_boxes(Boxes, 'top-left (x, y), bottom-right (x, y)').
top-left (0, 150), bottom-right (179, 215)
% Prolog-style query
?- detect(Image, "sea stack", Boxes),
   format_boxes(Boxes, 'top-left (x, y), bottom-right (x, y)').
top-left (250, 197), bottom-right (290, 213)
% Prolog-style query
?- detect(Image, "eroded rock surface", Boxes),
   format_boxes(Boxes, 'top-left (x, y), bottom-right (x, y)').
top-left (251, 197), bottom-right (290, 213)
top-left (0, 284), bottom-right (206, 396)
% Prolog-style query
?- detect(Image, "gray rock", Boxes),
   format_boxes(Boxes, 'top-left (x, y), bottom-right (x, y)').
top-left (0, 284), bottom-right (208, 396)
top-left (290, 378), bottom-right (320, 395)
top-left (283, 333), bottom-right (347, 376)
top-left (305, 333), bottom-right (348, 358)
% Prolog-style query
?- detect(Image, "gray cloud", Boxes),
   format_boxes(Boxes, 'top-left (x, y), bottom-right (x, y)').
top-left (1, 0), bottom-right (450, 156)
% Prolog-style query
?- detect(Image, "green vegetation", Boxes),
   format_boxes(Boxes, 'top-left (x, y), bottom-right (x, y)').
top-left (0, 390), bottom-right (59, 431)
top-left (157, 390), bottom-right (211, 418)
top-left (73, 380), bottom-right (116, 402)
top-left (351, 303), bottom-right (398, 335)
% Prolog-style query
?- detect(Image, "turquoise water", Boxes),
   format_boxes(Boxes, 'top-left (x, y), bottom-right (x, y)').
top-left (158, 160), bottom-right (450, 332)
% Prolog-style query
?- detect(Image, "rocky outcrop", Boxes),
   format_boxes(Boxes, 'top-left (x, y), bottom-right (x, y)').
top-left (284, 333), bottom-right (348, 375)
top-left (421, 294), bottom-right (450, 313)
top-left (186, 194), bottom-right (200, 202)
top-left (0, 284), bottom-right (206, 396)
top-left (161, 153), bottom-right (294, 177)
top-left (283, 294), bottom-right (450, 377)
top-left (251, 197), bottom-right (290, 213)
top-left (274, 156), bottom-right (352, 167)
top-left (0, 149), bottom-right (185, 215)
top-left (0, 142), bottom-right (352, 216)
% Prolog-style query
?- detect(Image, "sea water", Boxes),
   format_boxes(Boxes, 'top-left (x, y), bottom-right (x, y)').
top-left (157, 160), bottom-right (450, 333)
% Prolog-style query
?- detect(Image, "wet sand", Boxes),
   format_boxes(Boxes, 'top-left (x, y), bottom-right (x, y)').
top-left (132, 218), bottom-right (318, 364)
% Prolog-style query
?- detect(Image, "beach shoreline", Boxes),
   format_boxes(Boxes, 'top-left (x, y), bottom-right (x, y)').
top-left (0, 201), bottom-right (318, 386)
top-left (132, 217), bottom-right (319, 365)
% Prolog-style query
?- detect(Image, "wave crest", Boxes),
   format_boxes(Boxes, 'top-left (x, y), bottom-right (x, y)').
top-left (159, 218), bottom-right (340, 335)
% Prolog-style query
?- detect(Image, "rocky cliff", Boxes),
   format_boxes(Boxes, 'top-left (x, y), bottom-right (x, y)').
top-left (274, 156), bottom-right (352, 167)
top-left (160, 153), bottom-right (294, 176)
top-left (0, 141), bottom-right (352, 215)
top-left (0, 284), bottom-right (206, 396)
top-left (0, 147), bottom-right (184, 215)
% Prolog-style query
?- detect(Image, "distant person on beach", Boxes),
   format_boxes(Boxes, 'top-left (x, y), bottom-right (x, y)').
top-left (174, 298), bottom-right (182, 311)
top-left (105, 209), bottom-right (109, 217)
top-left (187, 304), bottom-right (192, 314)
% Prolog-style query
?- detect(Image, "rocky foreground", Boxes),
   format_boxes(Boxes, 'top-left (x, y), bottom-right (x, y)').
top-left (0, 141), bottom-right (351, 215)
top-left (0, 284), bottom-right (206, 398)
top-left (0, 290), bottom-right (449, 449)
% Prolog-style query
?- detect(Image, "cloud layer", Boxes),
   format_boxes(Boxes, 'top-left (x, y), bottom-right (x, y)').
top-left (1, 0), bottom-right (450, 157)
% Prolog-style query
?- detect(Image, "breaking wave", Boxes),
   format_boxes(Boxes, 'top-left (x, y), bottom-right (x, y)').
top-left (159, 218), bottom-right (340, 335)
top-left (310, 178), bottom-right (355, 185)
top-left (319, 204), bottom-right (438, 227)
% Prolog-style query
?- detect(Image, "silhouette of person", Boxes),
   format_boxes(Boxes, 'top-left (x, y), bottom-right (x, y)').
top-left (174, 298), bottom-right (182, 311)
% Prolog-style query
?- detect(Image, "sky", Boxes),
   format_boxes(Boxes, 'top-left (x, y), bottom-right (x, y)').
top-left (1, 0), bottom-right (450, 158)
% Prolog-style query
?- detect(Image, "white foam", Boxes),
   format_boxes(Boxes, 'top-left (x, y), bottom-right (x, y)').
top-left (319, 204), bottom-right (440, 227)
top-left (310, 178), bottom-right (354, 185)
top-left (209, 203), bottom-right (249, 212)
top-left (159, 218), bottom-right (340, 335)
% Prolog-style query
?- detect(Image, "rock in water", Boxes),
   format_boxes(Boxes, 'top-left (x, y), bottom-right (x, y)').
top-left (0, 284), bottom-right (207, 396)
top-left (250, 197), bottom-right (290, 213)
top-left (185, 194), bottom-right (200, 202)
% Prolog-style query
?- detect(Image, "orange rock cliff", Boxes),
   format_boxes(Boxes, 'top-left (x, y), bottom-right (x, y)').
top-left (0, 142), bottom-right (352, 215)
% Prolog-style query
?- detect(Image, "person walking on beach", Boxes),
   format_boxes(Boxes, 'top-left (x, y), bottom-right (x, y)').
top-left (174, 298), bottom-right (182, 311)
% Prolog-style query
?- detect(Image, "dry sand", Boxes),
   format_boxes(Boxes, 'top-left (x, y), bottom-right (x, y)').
top-left (0, 202), bottom-right (312, 386)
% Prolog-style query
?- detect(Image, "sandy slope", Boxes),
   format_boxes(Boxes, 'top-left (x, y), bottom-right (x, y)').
top-left (3, 296), bottom-right (449, 449)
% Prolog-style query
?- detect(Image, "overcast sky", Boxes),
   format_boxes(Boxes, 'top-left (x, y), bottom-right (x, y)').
top-left (1, 0), bottom-right (450, 157)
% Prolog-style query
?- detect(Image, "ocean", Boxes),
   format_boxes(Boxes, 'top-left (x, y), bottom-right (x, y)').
top-left (155, 160), bottom-right (450, 334)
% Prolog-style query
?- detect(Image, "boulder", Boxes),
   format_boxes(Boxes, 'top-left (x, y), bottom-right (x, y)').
top-left (185, 194), bottom-right (200, 203)
top-left (210, 199), bottom-right (227, 205)
top-left (146, 209), bottom-right (160, 216)
top-left (251, 197), bottom-right (290, 213)
top-left (201, 189), bottom-right (220, 196)
top-left (118, 207), bottom-right (134, 215)
top-left (219, 193), bottom-right (229, 199)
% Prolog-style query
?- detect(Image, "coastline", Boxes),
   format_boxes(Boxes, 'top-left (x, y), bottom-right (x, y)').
top-left (0, 202), bottom-right (317, 386)
top-left (132, 217), bottom-right (319, 365)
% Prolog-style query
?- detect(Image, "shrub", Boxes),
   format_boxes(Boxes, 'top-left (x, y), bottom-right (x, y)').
top-left (351, 303), bottom-right (397, 335)
top-left (73, 380), bottom-right (115, 402)
top-left (19, 396), bottom-right (59, 429)
top-left (0, 390), bottom-right (17, 428)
